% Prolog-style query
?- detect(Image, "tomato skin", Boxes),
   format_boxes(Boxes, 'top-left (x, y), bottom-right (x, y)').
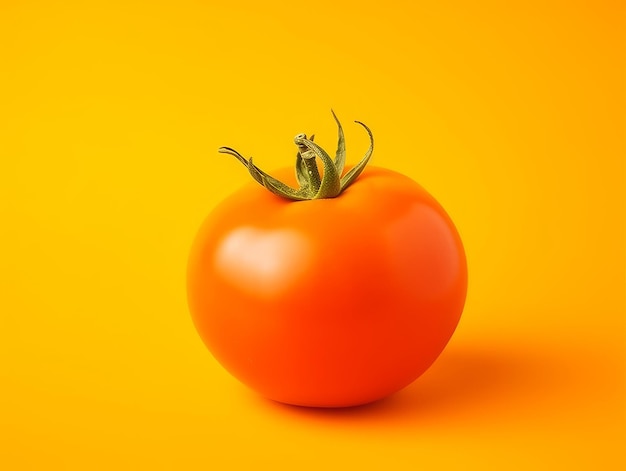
top-left (187, 166), bottom-right (467, 407)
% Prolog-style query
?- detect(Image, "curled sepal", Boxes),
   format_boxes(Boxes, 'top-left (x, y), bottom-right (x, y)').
top-left (248, 158), bottom-right (312, 200)
top-left (218, 147), bottom-right (311, 200)
top-left (340, 120), bottom-right (374, 191)
top-left (218, 146), bottom-right (263, 186)
top-left (331, 110), bottom-right (346, 176)
top-left (293, 136), bottom-right (341, 199)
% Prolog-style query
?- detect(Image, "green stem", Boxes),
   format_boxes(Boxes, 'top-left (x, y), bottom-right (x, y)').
top-left (295, 132), bottom-right (321, 193)
top-left (302, 155), bottom-right (321, 192)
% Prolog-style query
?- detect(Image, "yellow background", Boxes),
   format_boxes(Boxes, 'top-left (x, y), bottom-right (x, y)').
top-left (1, 0), bottom-right (624, 469)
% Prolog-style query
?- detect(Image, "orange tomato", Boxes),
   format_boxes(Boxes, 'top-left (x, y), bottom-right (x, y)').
top-left (187, 163), bottom-right (467, 407)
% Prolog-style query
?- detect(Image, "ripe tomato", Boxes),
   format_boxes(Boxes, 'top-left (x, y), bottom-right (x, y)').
top-left (187, 114), bottom-right (467, 407)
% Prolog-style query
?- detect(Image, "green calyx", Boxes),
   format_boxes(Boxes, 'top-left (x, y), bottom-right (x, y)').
top-left (218, 110), bottom-right (374, 201)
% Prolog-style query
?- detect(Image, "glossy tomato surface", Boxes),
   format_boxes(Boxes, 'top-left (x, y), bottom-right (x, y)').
top-left (187, 166), bottom-right (467, 407)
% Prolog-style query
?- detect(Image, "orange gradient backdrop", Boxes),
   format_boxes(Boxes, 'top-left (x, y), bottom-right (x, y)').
top-left (1, 1), bottom-right (624, 469)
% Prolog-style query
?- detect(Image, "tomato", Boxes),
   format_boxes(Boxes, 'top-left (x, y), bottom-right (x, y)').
top-left (187, 113), bottom-right (467, 407)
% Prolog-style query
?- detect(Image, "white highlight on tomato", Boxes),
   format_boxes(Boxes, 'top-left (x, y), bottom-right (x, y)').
top-left (214, 227), bottom-right (311, 298)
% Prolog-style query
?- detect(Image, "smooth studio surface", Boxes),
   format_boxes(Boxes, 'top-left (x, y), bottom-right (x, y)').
top-left (1, 1), bottom-right (624, 469)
